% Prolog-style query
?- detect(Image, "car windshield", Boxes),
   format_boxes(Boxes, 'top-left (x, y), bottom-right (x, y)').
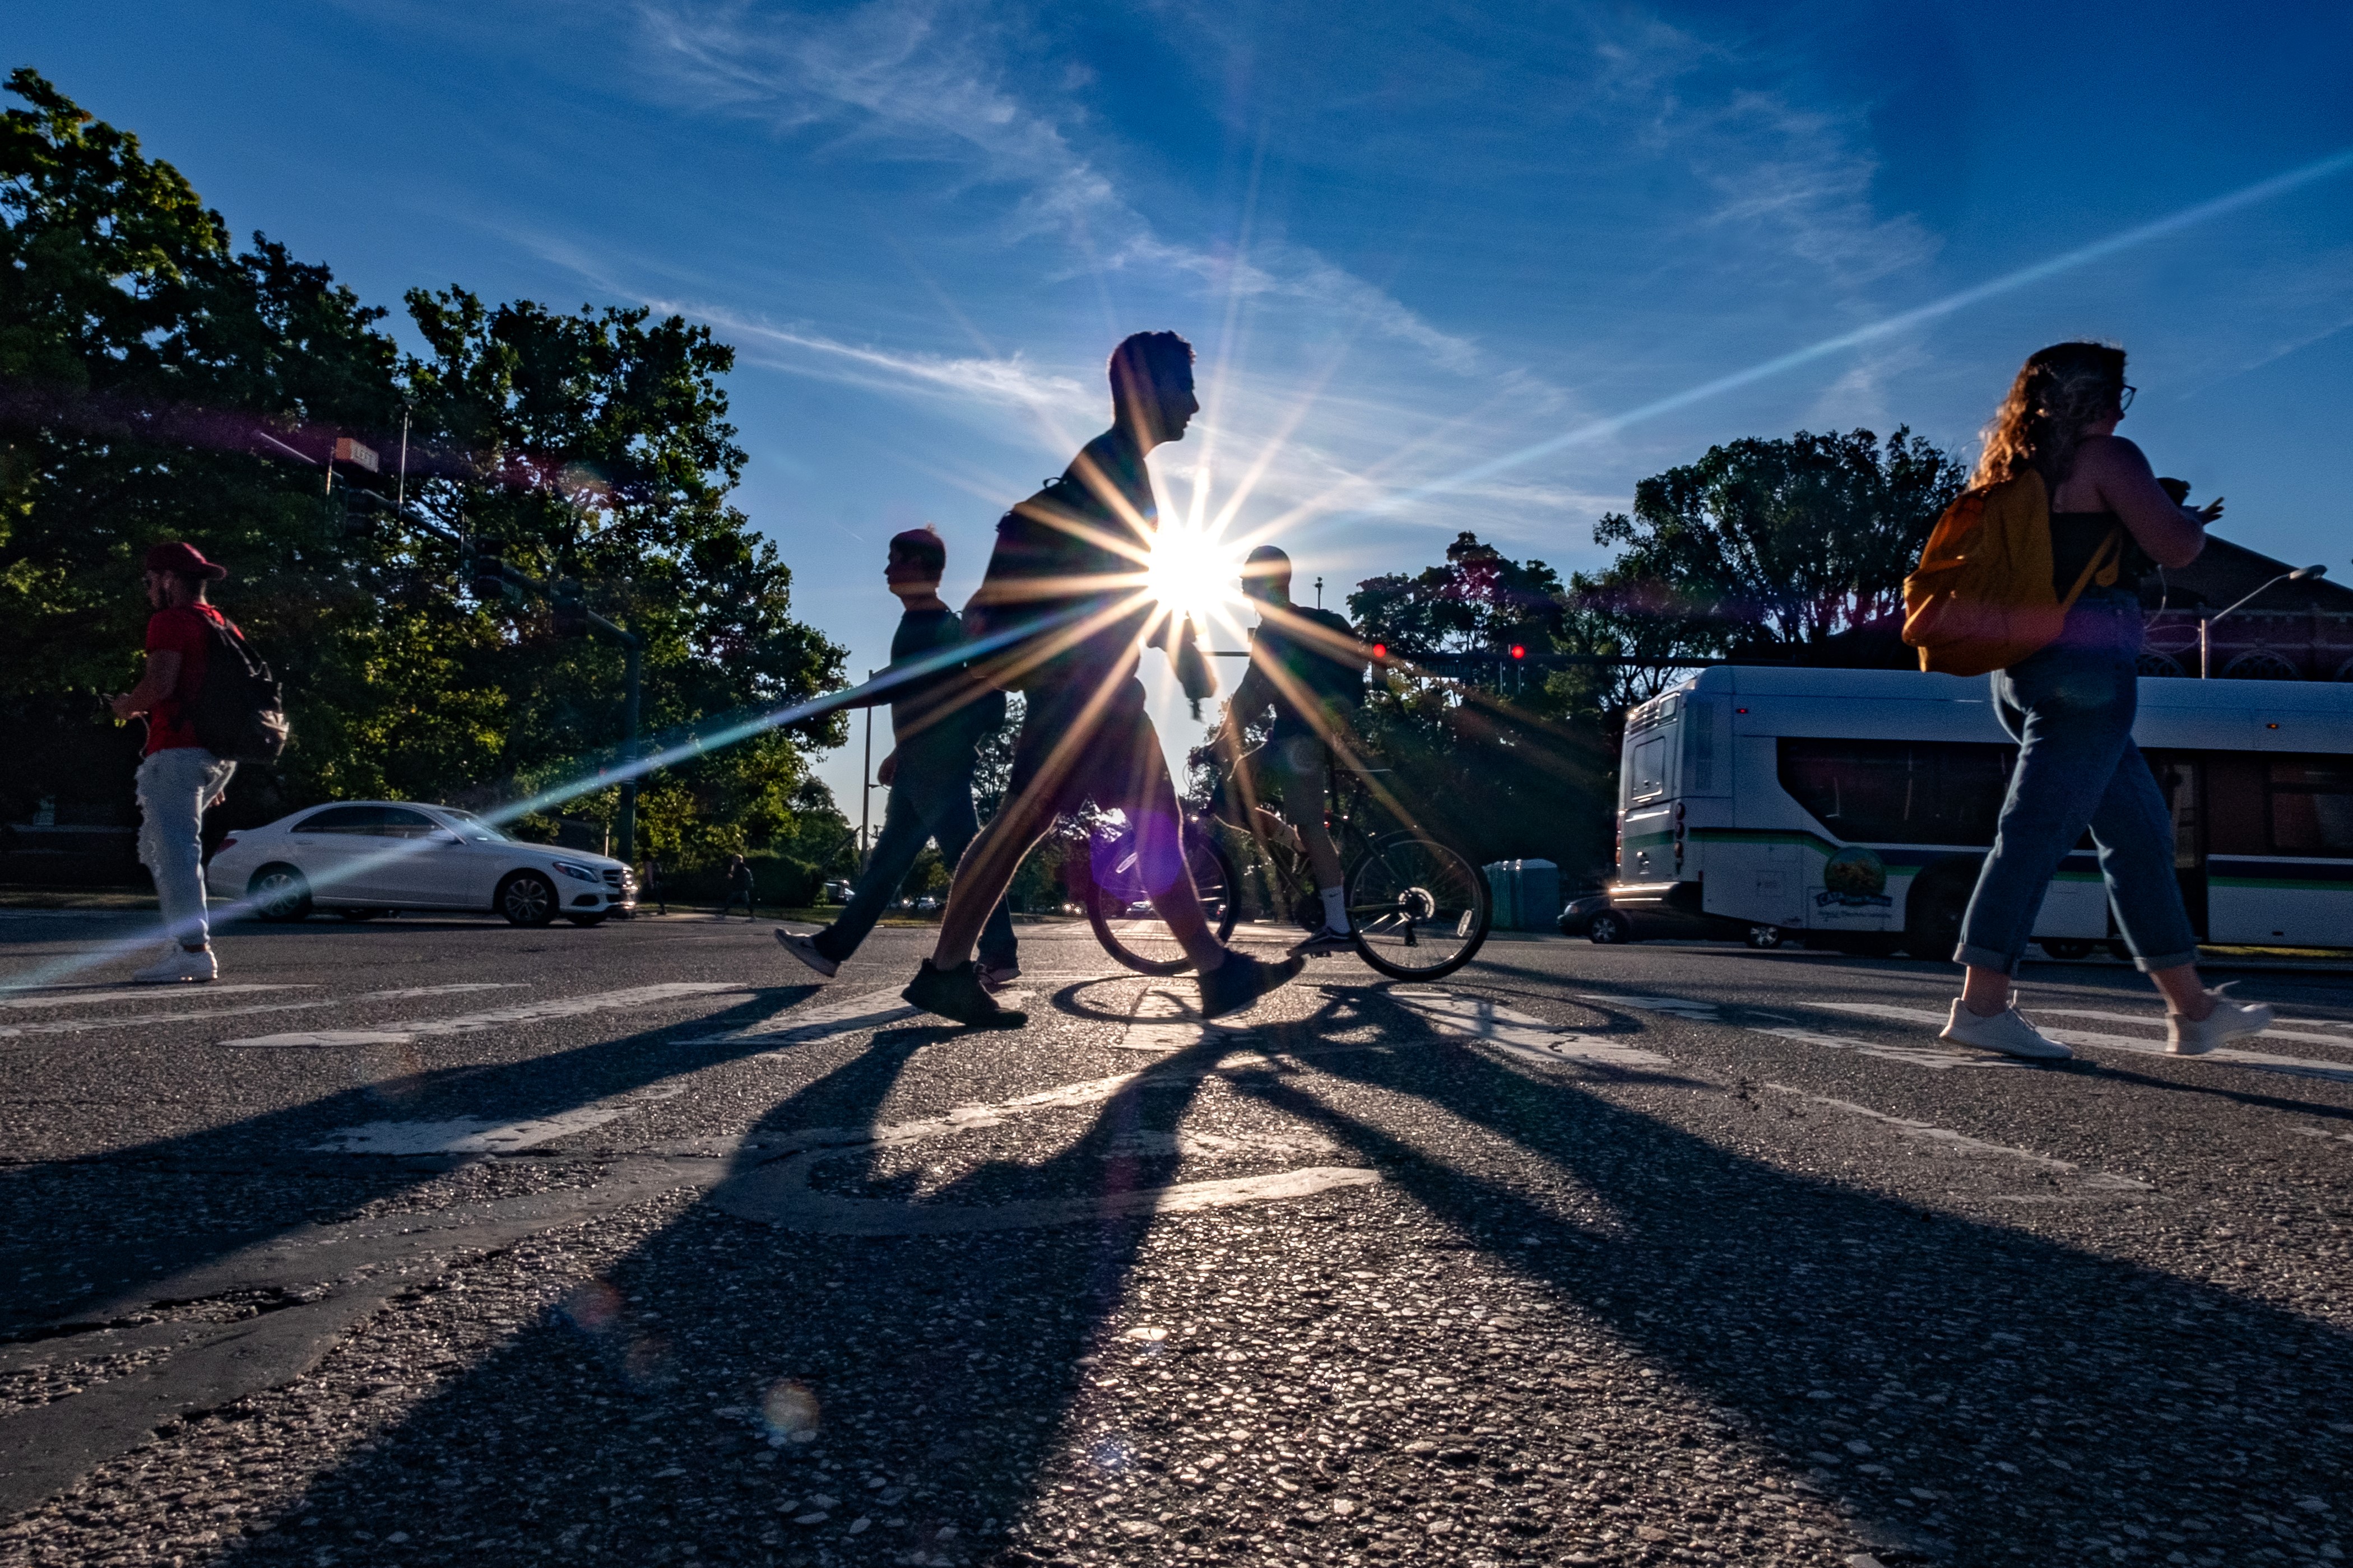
top-left (436, 809), bottom-right (510, 844)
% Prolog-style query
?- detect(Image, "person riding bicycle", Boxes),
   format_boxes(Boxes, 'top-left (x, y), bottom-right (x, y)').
top-left (1214, 546), bottom-right (1370, 957)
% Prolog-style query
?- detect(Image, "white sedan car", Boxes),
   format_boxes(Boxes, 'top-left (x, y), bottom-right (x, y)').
top-left (207, 802), bottom-right (636, 927)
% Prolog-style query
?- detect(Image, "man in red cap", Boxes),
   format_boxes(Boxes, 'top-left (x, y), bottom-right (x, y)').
top-left (108, 542), bottom-right (240, 983)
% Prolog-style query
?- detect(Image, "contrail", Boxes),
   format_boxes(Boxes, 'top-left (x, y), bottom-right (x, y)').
top-left (1389, 145), bottom-right (2353, 507)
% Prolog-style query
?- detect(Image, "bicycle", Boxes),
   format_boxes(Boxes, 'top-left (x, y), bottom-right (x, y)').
top-left (1073, 751), bottom-right (1492, 981)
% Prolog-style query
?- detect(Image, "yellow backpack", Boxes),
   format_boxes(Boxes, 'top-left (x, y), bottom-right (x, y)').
top-left (1900, 470), bottom-right (2119, 677)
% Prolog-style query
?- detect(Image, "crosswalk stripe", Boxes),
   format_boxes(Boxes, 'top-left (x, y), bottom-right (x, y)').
top-left (312, 1085), bottom-right (688, 1155)
top-left (0, 984), bottom-right (314, 1011)
top-left (221, 983), bottom-right (753, 1048)
top-left (2, 999), bottom-right (336, 1040)
top-left (1578, 991), bottom-right (2003, 1070)
top-left (676, 985), bottom-right (914, 1046)
top-left (2026, 1006), bottom-right (2353, 1051)
top-left (1814, 1001), bottom-right (2353, 1085)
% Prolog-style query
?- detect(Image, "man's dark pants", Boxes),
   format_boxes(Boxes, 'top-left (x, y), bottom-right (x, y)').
top-left (819, 765), bottom-right (1018, 969)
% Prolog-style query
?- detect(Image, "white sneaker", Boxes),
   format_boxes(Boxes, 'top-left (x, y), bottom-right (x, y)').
top-left (1938, 997), bottom-right (2071, 1059)
top-left (773, 929), bottom-right (839, 979)
top-left (976, 962), bottom-right (1022, 993)
top-left (133, 947), bottom-right (218, 984)
top-left (2167, 985), bottom-right (2272, 1056)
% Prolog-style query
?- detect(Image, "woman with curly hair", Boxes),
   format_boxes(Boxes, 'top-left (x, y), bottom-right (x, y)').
top-left (1941, 341), bottom-right (2273, 1059)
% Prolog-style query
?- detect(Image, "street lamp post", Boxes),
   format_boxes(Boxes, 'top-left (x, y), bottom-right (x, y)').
top-left (2199, 565), bottom-right (2327, 677)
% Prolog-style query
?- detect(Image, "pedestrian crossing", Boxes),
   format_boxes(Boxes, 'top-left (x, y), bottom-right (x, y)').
top-left (1816, 1001), bottom-right (2353, 1085)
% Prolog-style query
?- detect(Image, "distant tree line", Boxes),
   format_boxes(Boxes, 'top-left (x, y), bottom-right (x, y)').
top-left (1202, 430), bottom-right (1968, 887)
top-left (0, 69), bottom-right (854, 890)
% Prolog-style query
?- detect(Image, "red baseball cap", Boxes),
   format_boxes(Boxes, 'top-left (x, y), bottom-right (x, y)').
top-left (143, 541), bottom-right (229, 580)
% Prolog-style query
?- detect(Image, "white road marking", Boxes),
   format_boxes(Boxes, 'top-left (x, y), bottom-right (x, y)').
top-left (678, 985), bottom-right (915, 1046)
top-left (1581, 993), bottom-right (1721, 1021)
top-left (355, 983), bottom-right (528, 1002)
top-left (2027, 1006), bottom-right (2353, 1050)
top-left (1748, 1025), bottom-right (2015, 1072)
top-left (1, 999), bottom-right (336, 1040)
top-left (1814, 1001), bottom-right (2353, 1086)
top-left (1577, 990), bottom-right (2002, 1070)
top-left (222, 982), bottom-right (751, 1048)
top-left (2290, 1125), bottom-right (2353, 1146)
top-left (1392, 990), bottom-right (1669, 1070)
top-left (1762, 1083), bottom-right (2150, 1192)
top-left (312, 1084), bottom-right (687, 1155)
top-left (0, 983), bottom-right (313, 1011)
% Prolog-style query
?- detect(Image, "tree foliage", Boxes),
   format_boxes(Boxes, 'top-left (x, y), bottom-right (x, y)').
top-left (1577, 427), bottom-right (1965, 659)
top-left (0, 69), bottom-right (844, 869)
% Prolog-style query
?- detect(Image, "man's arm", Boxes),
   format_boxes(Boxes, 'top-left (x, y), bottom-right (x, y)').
top-left (109, 650), bottom-right (180, 721)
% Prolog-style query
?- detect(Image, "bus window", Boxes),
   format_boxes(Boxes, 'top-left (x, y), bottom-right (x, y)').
top-left (1630, 735), bottom-right (1668, 803)
top-left (2268, 757), bottom-right (2353, 856)
top-left (1777, 738), bottom-right (2014, 846)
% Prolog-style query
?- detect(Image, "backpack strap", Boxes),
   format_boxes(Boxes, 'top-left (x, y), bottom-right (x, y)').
top-left (2057, 525), bottom-right (2125, 612)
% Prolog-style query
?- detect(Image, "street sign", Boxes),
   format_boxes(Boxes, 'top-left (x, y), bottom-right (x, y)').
top-left (332, 437), bottom-right (380, 473)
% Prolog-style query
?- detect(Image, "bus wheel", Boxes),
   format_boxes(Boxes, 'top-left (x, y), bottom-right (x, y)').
top-left (1745, 925), bottom-right (1783, 950)
top-left (1588, 910), bottom-right (1634, 945)
top-left (2040, 939), bottom-right (2094, 960)
top-left (1903, 875), bottom-right (1971, 961)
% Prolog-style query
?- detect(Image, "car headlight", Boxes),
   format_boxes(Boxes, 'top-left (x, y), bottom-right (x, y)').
top-left (552, 860), bottom-right (601, 883)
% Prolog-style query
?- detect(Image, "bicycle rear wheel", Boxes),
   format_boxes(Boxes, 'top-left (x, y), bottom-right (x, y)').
top-left (1347, 831), bottom-right (1491, 980)
top-left (1085, 834), bottom-right (1242, 976)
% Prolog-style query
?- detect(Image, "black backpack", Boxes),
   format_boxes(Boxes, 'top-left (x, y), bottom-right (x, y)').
top-left (186, 617), bottom-right (290, 764)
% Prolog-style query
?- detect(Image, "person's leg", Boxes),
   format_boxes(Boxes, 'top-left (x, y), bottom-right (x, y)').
top-left (921, 776), bottom-right (1020, 971)
top-left (929, 791), bottom-right (1054, 968)
top-left (1272, 739), bottom-right (1347, 930)
top-left (1122, 741), bottom-right (1226, 973)
top-left (1950, 649), bottom-right (2134, 1049)
top-left (137, 749), bottom-right (215, 952)
top-left (822, 788), bottom-right (934, 962)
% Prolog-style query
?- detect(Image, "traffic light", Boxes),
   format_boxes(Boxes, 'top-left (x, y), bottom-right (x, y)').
top-left (1509, 643), bottom-right (1527, 660)
top-left (468, 549), bottom-right (516, 604)
top-left (552, 578), bottom-right (591, 638)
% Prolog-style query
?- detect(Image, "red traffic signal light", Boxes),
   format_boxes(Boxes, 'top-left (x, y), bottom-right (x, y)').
top-left (1509, 644), bottom-right (1526, 659)
top-left (1371, 642), bottom-right (1387, 660)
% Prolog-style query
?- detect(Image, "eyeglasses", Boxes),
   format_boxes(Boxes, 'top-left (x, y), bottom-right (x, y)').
top-left (2118, 384), bottom-right (2137, 411)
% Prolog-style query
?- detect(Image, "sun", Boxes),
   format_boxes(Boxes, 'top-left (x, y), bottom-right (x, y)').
top-left (1145, 524), bottom-right (1244, 625)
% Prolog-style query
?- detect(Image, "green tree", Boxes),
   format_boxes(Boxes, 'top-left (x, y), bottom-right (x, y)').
top-left (1577, 427), bottom-right (1965, 660)
top-left (0, 70), bottom-right (842, 872)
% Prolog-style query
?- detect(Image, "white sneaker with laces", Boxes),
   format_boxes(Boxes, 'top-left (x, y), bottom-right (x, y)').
top-left (1938, 997), bottom-right (2071, 1059)
top-left (1289, 925), bottom-right (1355, 957)
top-left (773, 929), bottom-right (839, 979)
top-left (133, 947), bottom-right (217, 984)
top-left (2167, 985), bottom-right (2272, 1056)
top-left (976, 962), bottom-right (1021, 993)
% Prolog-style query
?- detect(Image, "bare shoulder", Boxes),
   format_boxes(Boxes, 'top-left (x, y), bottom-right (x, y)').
top-left (2076, 434), bottom-right (2154, 478)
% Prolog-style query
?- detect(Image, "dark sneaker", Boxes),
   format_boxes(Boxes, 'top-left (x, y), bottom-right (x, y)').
top-left (903, 960), bottom-right (1028, 1029)
top-left (1288, 924), bottom-right (1354, 957)
top-left (1198, 950), bottom-right (1304, 1020)
top-left (774, 929), bottom-right (840, 978)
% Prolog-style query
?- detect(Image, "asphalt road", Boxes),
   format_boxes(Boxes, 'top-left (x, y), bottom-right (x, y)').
top-left (2, 908), bottom-right (2350, 1568)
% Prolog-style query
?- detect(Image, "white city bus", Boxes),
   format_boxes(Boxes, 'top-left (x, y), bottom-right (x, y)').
top-left (1603, 666), bottom-right (2353, 956)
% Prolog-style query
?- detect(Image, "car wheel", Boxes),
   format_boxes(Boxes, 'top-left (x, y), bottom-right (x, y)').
top-left (248, 865), bottom-right (312, 923)
top-left (567, 912), bottom-right (607, 928)
top-left (2041, 938), bottom-right (2094, 960)
top-left (1746, 924), bottom-right (1783, 950)
top-left (497, 872), bottom-right (558, 928)
top-left (1588, 910), bottom-right (1633, 945)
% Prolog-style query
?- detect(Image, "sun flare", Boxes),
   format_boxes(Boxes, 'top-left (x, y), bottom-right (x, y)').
top-left (1144, 524), bottom-right (1244, 625)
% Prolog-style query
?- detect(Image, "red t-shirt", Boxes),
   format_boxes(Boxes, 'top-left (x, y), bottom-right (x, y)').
top-left (143, 604), bottom-right (235, 755)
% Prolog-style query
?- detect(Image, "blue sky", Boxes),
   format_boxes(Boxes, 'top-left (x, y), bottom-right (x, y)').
top-left (19, 1), bottom-right (2353, 816)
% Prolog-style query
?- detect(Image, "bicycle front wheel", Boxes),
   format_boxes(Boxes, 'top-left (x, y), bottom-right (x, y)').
top-left (1085, 835), bottom-right (1242, 976)
top-left (1347, 831), bottom-right (1491, 981)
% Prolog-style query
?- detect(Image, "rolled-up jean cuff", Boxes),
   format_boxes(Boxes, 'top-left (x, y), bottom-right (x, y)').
top-left (1953, 942), bottom-right (2018, 974)
top-left (2132, 947), bottom-right (2199, 974)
